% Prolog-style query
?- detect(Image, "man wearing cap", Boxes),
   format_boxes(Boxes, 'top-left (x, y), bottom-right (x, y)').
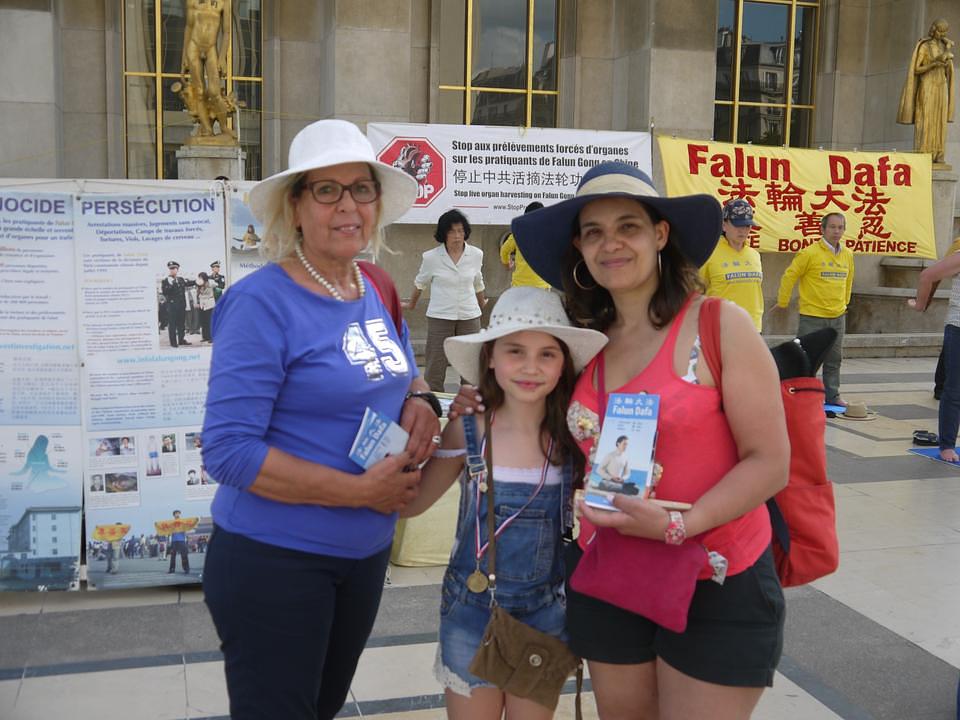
top-left (700, 199), bottom-right (764, 331)
top-left (161, 261), bottom-right (193, 348)
top-left (209, 261), bottom-right (226, 301)
top-left (776, 213), bottom-right (855, 406)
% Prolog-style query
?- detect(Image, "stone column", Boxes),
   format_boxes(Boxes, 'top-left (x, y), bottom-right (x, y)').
top-left (175, 145), bottom-right (246, 181)
top-left (933, 169), bottom-right (958, 254)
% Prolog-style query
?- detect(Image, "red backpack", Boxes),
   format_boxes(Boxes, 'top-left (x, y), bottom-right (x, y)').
top-left (358, 261), bottom-right (403, 334)
top-left (699, 297), bottom-right (839, 587)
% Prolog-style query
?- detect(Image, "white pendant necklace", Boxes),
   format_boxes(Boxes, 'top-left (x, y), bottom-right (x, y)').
top-left (295, 243), bottom-right (365, 301)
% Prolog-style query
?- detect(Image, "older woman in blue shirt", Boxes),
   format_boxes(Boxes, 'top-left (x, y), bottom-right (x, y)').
top-left (201, 119), bottom-right (442, 720)
top-left (403, 209), bottom-right (487, 391)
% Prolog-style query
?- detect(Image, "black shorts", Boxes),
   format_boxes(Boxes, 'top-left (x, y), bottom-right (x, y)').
top-left (564, 543), bottom-right (785, 687)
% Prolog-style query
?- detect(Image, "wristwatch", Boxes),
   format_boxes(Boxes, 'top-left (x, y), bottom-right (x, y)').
top-left (405, 391), bottom-right (443, 418)
top-left (664, 511), bottom-right (687, 545)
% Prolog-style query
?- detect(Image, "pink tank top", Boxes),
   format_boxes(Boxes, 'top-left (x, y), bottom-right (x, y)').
top-left (571, 295), bottom-right (771, 579)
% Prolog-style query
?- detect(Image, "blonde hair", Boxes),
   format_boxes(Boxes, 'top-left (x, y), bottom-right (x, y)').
top-left (258, 167), bottom-right (388, 262)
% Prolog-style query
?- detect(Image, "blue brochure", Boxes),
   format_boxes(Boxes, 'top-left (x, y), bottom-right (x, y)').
top-left (349, 407), bottom-right (409, 470)
top-left (585, 393), bottom-right (660, 511)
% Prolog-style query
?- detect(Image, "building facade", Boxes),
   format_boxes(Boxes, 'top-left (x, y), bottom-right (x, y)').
top-left (1, 0), bottom-right (957, 343)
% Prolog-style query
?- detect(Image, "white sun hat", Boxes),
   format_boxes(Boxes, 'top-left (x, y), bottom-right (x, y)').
top-left (248, 119), bottom-right (417, 228)
top-left (444, 287), bottom-right (609, 385)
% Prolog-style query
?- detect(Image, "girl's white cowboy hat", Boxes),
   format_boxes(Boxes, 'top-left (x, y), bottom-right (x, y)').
top-left (444, 287), bottom-right (608, 385)
top-left (248, 119), bottom-right (417, 228)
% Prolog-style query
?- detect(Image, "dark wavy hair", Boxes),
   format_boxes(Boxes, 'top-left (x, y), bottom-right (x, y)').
top-left (433, 209), bottom-right (472, 244)
top-left (562, 201), bottom-right (703, 332)
top-left (476, 338), bottom-right (586, 489)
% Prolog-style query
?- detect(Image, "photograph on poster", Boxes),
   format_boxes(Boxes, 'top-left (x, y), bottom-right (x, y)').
top-left (158, 258), bottom-right (222, 348)
top-left (85, 500), bottom-right (211, 589)
top-left (90, 474), bottom-right (104, 492)
top-left (229, 190), bottom-right (268, 282)
top-left (145, 434), bottom-right (162, 476)
top-left (185, 431), bottom-right (202, 450)
top-left (105, 471), bottom-right (138, 494)
top-left (162, 434), bottom-right (177, 453)
top-left (90, 436), bottom-right (137, 457)
top-left (0, 427), bottom-right (83, 591)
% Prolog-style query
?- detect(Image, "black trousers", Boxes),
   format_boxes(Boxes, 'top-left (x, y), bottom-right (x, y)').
top-left (167, 301), bottom-right (185, 346)
top-left (168, 540), bottom-right (189, 572)
top-left (203, 526), bottom-right (391, 720)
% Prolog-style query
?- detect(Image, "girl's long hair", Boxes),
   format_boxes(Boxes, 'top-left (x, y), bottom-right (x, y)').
top-left (476, 338), bottom-right (586, 489)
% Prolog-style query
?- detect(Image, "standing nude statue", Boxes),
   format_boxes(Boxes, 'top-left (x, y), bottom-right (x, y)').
top-left (175, 0), bottom-right (238, 143)
top-left (898, 19), bottom-right (955, 165)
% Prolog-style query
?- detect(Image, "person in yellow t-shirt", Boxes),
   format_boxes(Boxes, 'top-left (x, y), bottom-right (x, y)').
top-left (700, 199), bottom-right (764, 331)
top-left (775, 212), bottom-right (856, 406)
top-left (499, 202), bottom-right (552, 289)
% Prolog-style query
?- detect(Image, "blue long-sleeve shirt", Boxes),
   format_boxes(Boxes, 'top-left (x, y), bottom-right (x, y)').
top-left (202, 263), bottom-right (417, 557)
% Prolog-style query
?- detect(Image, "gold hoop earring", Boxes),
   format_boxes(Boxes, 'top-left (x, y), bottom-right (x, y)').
top-left (573, 259), bottom-right (597, 290)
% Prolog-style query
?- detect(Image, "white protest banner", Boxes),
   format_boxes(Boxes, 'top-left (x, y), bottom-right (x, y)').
top-left (367, 123), bottom-right (652, 225)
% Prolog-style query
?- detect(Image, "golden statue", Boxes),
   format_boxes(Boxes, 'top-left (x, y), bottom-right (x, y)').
top-left (897, 19), bottom-right (955, 166)
top-left (173, 0), bottom-right (242, 146)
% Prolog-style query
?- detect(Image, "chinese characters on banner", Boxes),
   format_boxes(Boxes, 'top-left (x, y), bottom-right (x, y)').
top-left (367, 123), bottom-right (652, 225)
top-left (657, 137), bottom-right (936, 259)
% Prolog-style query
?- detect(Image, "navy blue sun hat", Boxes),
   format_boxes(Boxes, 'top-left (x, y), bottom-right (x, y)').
top-left (511, 161), bottom-right (722, 290)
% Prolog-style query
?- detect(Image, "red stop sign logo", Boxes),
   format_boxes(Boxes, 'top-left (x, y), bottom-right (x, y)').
top-left (377, 137), bottom-right (445, 207)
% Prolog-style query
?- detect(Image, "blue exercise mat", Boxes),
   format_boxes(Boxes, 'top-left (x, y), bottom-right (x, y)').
top-left (907, 447), bottom-right (960, 467)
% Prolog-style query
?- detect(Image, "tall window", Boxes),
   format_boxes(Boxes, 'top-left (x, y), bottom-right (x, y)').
top-left (122, 0), bottom-right (263, 179)
top-left (715, 0), bottom-right (819, 147)
top-left (438, 0), bottom-right (559, 127)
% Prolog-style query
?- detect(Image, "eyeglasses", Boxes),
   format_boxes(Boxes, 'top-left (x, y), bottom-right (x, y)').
top-left (301, 179), bottom-right (381, 204)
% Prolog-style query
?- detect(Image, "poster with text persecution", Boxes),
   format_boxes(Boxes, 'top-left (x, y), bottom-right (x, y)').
top-left (368, 123), bottom-right (652, 225)
top-left (657, 137), bottom-right (936, 258)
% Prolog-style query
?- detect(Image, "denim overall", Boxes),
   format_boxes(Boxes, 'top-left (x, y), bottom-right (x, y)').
top-left (434, 423), bottom-right (574, 695)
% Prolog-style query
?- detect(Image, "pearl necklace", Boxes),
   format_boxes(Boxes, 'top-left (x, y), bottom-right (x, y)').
top-left (295, 244), bottom-right (365, 301)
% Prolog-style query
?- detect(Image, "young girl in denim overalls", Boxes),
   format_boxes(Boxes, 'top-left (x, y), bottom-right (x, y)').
top-left (402, 287), bottom-right (607, 719)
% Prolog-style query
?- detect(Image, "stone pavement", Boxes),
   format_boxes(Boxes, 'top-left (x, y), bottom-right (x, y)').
top-left (1, 357), bottom-right (959, 719)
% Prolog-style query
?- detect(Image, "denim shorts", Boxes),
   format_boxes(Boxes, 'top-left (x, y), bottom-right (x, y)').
top-left (435, 570), bottom-right (567, 696)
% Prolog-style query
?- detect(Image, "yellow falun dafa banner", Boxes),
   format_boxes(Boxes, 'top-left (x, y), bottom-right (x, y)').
top-left (92, 524), bottom-right (131, 542)
top-left (154, 517), bottom-right (200, 535)
top-left (657, 137), bottom-right (936, 258)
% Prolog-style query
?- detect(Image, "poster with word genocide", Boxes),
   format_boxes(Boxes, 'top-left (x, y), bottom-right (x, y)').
top-left (657, 137), bottom-right (936, 258)
top-left (0, 191), bottom-right (84, 590)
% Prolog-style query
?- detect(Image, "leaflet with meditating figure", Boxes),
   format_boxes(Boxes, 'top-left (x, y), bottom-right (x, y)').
top-left (585, 393), bottom-right (660, 511)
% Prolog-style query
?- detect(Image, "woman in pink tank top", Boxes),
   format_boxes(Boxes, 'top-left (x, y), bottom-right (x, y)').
top-left (453, 162), bottom-right (789, 719)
